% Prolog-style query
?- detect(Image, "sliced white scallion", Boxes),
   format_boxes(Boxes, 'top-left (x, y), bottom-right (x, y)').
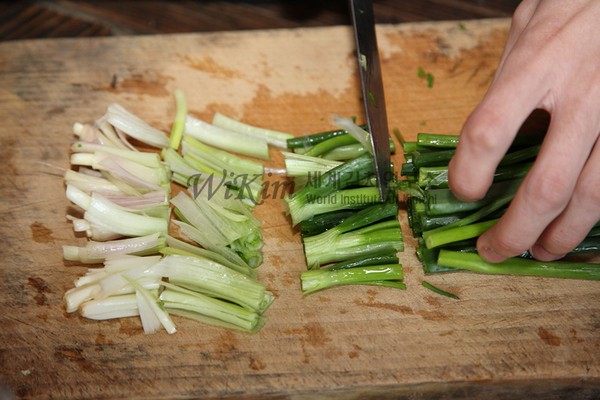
top-left (62, 233), bottom-right (166, 263)
top-left (105, 103), bottom-right (170, 149)
top-left (282, 151), bottom-right (342, 177)
top-left (80, 294), bottom-right (139, 320)
top-left (169, 89), bottom-right (187, 150)
top-left (125, 277), bottom-right (176, 335)
top-left (71, 142), bottom-right (162, 168)
top-left (212, 112), bottom-right (293, 149)
top-left (160, 282), bottom-right (264, 333)
top-left (185, 115), bottom-right (269, 160)
top-left (66, 187), bottom-right (169, 239)
top-left (332, 114), bottom-right (372, 154)
top-left (158, 255), bottom-right (273, 313)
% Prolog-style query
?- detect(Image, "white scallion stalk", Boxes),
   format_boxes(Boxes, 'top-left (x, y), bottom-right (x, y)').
top-left (182, 135), bottom-right (264, 176)
top-left (66, 184), bottom-right (92, 210)
top-left (125, 277), bottom-right (177, 335)
top-left (70, 152), bottom-right (171, 195)
top-left (94, 153), bottom-right (171, 187)
top-left (282, 151), bottom-right (342, 177)
top-left (101, 191), bottom-right (168, 209)
top-left (105, 103), bottom-right (170, 149)
top-left (332, 114), bottom-right (372, 154)
top-left (64, 283), bottom-right (101, 313)
top-left (171, 192), bottom-right (230, 247)
top-left (98, 256), bottom-right (163, 297)
top-left (95, 118), bottom-right (137, 151)
top-left (62, 233), bottom-right (165, 263)
top-left (164, 235), bottom-right (256, 278)
top-left (83, 192), bottom-right (169, 239)
top-left (172, 220), bottom-right (250, 270)
top-left (162, 146), bottom-right (202, 187)
top-left (64, 170), bottom-right (122, 195)
top-left (103, 254), bottom-right (163, 273)
top-left (71, 142), bottom-right (162, 168)
top-left (158, 255), bottom-right (273, 313)
top-left (185, 115), bottom-right (269, 160)
top-left (169, 90), bottom-right (187, 150)
top-left (160, 282), bottom-right (264, 333)
top-left (73, 122), bottom-right (97, 142)
top-left (73, 268), bottom-right (107, 288)
top-left (212, 112), bottom-right (293, 149)
top-left (79, 294), bottom-right (139, 320)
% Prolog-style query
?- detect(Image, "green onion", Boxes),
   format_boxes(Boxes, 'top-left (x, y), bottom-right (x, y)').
top-left (160, 282), bottom-right (265, 333)
top-left (416, 133), bottom-right (459, 148)
top-left (126, 276), bottom-right (177, 335)
top-left (159, 255), bottom-right (273, 313)
top-left (303, 134), bottom-right (359, 158)
top-left (287, 127), bottom-right (355, 149)
top-left (301, 264), bottom-right (404, 295)
top-left (185, 115), bottom-right (269, 160)
top-left (282, 151), bottom-right (341, 177)
top-left (212, 112), bottom-right (293, 149)
top-left (303, 219), bottom-right (403, 268)
top-left (63, 233), bottom-right (166, 263)
top-left (421, 280), bottom-right (460, 299)
top-left (437, 250), bottom-right (600, 280)
top-left (105, 103), bottom-right (170, 149)
top-left (169, 89), bottom-right (187, 150)
top-left (325, 253), bottom-right (399, 270)
top-left (284, 153), bottom-right (376, 225)
top-left (332, 115), bottom-right (372, 153)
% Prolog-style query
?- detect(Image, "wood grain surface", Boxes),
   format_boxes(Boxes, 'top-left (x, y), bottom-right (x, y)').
top-left (0, 19), bottom-right (599, 399)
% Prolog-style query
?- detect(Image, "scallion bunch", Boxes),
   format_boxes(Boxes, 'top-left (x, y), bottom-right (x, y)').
top-left (399, 132), bottom-right (600, 280)
top-left (283, 118), bottom-right (405, 294)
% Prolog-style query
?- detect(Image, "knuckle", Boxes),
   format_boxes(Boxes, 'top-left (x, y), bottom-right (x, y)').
top-left (523, 172), bottom-right (572, 216)
top-left (462, 108), bottom-right (507, 155)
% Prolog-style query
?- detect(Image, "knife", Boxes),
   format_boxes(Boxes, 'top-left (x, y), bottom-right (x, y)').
top-left (349, 0), bottom-right (391, 202)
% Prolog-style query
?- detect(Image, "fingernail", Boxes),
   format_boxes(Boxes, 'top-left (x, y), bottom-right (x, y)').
top-left (478, 246), bottom-right (506, 263)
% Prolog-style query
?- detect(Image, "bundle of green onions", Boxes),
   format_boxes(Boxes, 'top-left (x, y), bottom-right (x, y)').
top-left (399, 132), bottom-right (600, 280)
top-left (63, 92), bottom-right (282, 334)
top-left (283, 117), bottom-right (405, 294)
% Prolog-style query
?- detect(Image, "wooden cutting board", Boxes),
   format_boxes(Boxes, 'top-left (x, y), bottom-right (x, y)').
top-left (1, 19), bottom-right (599, 399)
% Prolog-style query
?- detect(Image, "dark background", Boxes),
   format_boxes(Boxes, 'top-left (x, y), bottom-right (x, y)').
top-left (1, 0), bottom-right (521, 41)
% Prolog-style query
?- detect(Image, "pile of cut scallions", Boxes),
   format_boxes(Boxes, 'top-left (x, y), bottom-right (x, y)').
top-left (63, 90), bottom-right (293, 334)
top-left (282, 116), bottom-right (406, 295)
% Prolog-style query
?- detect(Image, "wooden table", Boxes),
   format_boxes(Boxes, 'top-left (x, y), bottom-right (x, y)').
top-left (1, 18), bottom-right (599, 399)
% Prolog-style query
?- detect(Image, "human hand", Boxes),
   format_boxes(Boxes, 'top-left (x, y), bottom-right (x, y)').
top-left (447, 0), bottom-right (600, 262)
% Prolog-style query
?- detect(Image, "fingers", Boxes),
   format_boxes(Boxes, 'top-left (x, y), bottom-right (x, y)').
top-left (448, 57), bottom-right (547, 202)
top-left (453, 0), bottom-right (600, 262)
top-left (496, 0), bottom-right (540, 72)
top-left (448, 0), bottom-right (554, 203)
top-left (530, 138), bottom-right (600, 260)
top-left (476, 102), bottom-right (600, 262)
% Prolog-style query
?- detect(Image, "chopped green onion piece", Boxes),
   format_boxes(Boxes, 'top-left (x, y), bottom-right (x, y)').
top-left (421, 280), bottom-right (460, 299)
top-left (437, 250), bottom-right (600, 280)
top-left (301, 264), bottom-right (404, 295)
top-left (185, 115), bottom-right (269, 160)
top-left (169, 89), bottom-right (187, 150)
top-left (212, 112), bottom-right (293, 149)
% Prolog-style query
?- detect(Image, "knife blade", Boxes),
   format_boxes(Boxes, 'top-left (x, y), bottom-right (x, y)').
top-left (349, 0), bottom-right (391, 202)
